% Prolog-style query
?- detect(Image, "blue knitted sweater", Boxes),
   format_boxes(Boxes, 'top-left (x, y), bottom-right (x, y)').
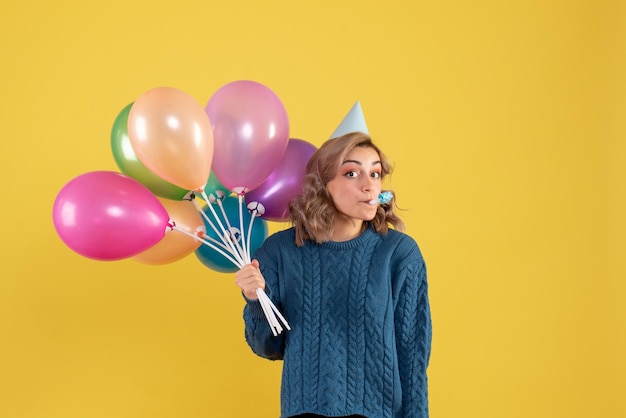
top-left (244, 226), bottom-right (432, 418)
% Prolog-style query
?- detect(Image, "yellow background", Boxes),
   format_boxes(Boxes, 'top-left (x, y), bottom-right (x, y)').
top-left (1, 1), bottom-right (624, 417)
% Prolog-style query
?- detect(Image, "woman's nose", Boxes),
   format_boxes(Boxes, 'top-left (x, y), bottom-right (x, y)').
top-left (362, 177), bottom-right (373, 191)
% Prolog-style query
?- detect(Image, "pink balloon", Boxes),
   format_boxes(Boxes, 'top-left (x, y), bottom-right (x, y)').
top-left (246, 138), bottom-right (317, 222)
top-left (53, 171), bottom-right (170, 261)
top-left (205, 80), bottom-right (290, 194)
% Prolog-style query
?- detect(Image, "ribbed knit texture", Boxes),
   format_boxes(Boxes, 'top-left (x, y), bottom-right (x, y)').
top-left (243, 226), bottom-right (432, 418)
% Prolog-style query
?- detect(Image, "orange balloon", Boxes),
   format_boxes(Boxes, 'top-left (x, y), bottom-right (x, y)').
top-left (134, 198), bottom-right (204, 265)
top-left (127, 87), bottom-right (214, 191)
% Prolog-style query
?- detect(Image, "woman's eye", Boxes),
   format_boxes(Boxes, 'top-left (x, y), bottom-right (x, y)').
top-left (371, 172), bottom-right (381, 179)
top-left (345, 170), bottom-right (358, 178)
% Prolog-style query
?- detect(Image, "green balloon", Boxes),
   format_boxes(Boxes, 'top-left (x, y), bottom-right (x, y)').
top-left (205, 171), bottom-right (230, 196)
top-left (110, 102), bottom-right (190, 200)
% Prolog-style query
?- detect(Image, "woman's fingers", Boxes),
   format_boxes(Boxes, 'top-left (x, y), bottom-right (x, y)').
top-left (235, 260), bottom-right (265, 300)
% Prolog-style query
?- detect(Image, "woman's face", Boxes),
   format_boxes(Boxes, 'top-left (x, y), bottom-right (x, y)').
top-left (326, 146), bottom-right (382, 222)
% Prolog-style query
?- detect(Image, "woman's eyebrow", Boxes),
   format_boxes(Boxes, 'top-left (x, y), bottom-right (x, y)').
top-left (341, 159), bottom-right (382, 166)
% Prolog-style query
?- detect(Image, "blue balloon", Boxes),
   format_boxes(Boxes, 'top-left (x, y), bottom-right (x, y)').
top-left (195, 195), bottom-right (268, 273)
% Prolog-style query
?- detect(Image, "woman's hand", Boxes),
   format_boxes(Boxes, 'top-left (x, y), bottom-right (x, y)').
top-left (235, 259), bottom-right (266, 300)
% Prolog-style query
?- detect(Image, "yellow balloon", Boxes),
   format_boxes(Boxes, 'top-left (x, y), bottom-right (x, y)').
top-left (134, 198), bottom-right (204, 265)
top-left (127, 87), bottom-right (214, 192)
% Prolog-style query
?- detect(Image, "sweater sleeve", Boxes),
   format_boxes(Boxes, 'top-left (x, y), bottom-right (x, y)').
top-left (242, 242), bottom-right (286, 361)
top-left (394, 249), bottom-right (432, 418)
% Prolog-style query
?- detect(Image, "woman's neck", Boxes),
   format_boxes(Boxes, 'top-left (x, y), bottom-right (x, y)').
top-left (331, 217), bottom-right (365, 242)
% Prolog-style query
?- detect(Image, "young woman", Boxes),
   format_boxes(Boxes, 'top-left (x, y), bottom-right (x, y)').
top-left (235, 132), bottom-right (432, 418)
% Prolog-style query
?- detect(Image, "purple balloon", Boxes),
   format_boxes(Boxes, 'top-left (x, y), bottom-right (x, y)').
top-left (205, 80), bottom-right (290, 194)
top-left (246, 138), bottom-right (317, 222)
top-left (53, 171), bottom-right (170, 261)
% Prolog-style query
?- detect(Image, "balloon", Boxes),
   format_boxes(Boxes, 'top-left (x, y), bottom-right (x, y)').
top-left (134, 198), bottom-right (204, 265)
top-left (205, 80), bottom-right (290, 194)
top-left (111, 102), bottom-right (191, 200)
top-left (195, 195), bottom-right (268, 273)
top-left (128, 87), bottom-right (214, 191)
top-left (52, 171), bottom-right (170, 261)
top-left (204, 171), bottom-right (230, 198)
top-left (246, 138), bottom-right (317, 222)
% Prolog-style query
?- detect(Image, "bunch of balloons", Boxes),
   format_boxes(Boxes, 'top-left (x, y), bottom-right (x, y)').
top-left (52, 80), bottom-right (318, 335)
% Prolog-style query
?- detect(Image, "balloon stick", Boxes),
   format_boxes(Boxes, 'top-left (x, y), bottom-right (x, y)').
top-left (238, 194), bottom-right (249, 263)
top-left (171, 226), bottom-right (242, 268)
top-left (197, 191), bottom-right (245, 266)
top-left (215, 197), bottom-right (247, 263)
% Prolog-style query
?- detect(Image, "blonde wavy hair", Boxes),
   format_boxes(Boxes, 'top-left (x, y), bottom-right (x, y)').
top-left (289, 131), bottom-right (405, 246)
